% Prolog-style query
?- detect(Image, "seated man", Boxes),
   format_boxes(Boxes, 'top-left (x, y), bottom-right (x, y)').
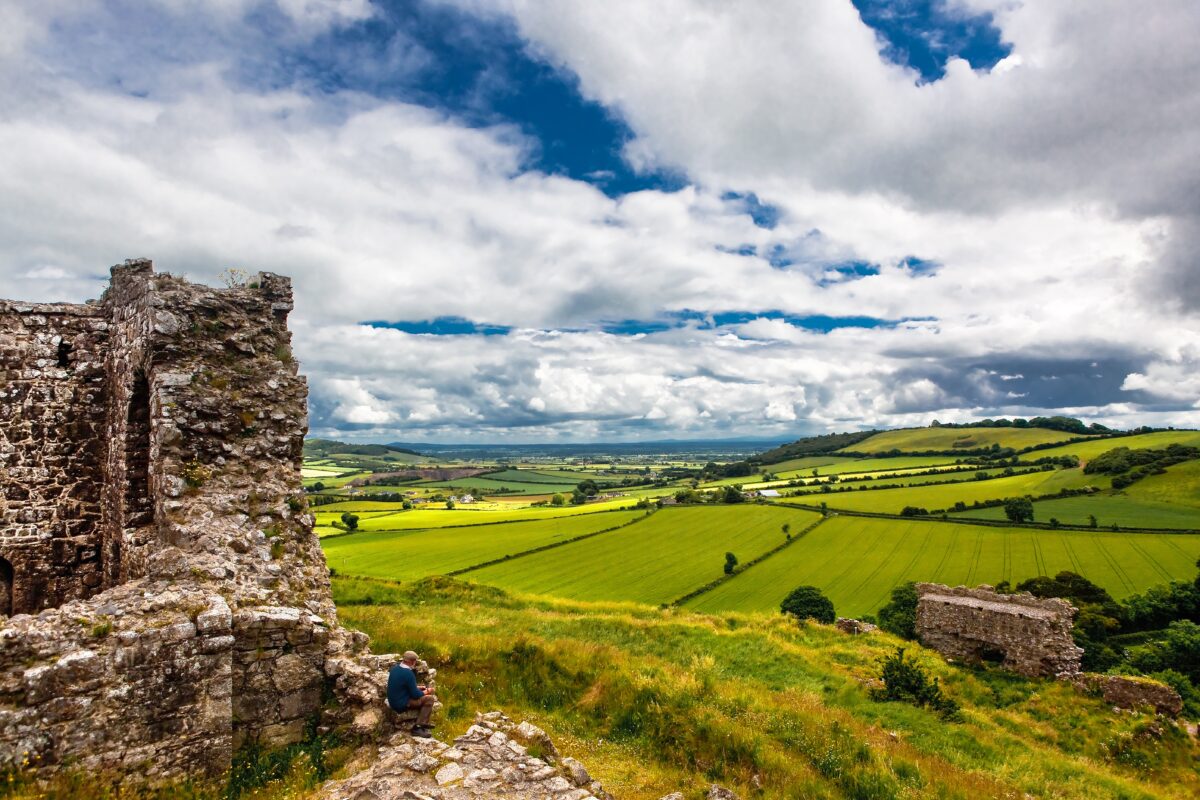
top-left (387, 650), bottom-right (438, 738)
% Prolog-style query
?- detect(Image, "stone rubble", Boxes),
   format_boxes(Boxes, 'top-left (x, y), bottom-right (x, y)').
top-left (319, 711), bottom-right (614, 800)
top-left (835, 617), bottom-right (877, 635)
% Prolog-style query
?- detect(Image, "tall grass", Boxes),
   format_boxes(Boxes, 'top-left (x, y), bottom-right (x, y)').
top-left (334, 576), bottom-right (1199, 799)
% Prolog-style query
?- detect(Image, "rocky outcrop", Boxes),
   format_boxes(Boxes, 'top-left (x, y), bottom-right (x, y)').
top-left (835, 617), bottom-right (877, 635)
top-left (1074, 673), bottom-right (1183, 716)
top-left (915, 583), bottom-right (1083, 678)
top-left (320, 712), bottom-right (613, 800)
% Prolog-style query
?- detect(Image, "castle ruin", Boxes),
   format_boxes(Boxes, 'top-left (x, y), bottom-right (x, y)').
top-left (0, 260), bottom-right (401, 780)
top-left (915, 583), bottom-right (1083, 678)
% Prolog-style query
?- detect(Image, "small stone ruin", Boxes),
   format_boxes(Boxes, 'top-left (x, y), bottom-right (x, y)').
top-left (914, 583), bottom-right (1083, 678)
top-left (0, 260), bottom-right (408, 781)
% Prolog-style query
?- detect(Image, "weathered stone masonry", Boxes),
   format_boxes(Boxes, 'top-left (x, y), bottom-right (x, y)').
top-left (0, 260), bottom-right (403, 780)
top-left (915, 583), bottom-right (1084, 678)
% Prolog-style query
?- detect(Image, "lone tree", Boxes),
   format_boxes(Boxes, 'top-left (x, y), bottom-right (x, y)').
top-left (878, 581), bottom-right (918, 640)
top-left (724, 552), bottom-right (739, 575)
top-left (780, 585), bottom-right (835, 624)
top-left (340, 512), bottom-right (359, 531)
top-left (1003, 496), bottom-right (1035, 523)
top-left (550, 493), bottom-right (565, 506)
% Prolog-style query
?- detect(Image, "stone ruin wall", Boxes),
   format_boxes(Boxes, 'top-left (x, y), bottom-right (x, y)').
top-left (0, 301), bottom-right (107, 614)
top-left (0, 260), bottom-right (402, 781)
top-left (915, 583), bottom-right (1084, 678)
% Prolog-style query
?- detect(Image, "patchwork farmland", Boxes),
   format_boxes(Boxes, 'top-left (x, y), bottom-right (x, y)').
top-left (313, 423), bottom-right (1200, 620)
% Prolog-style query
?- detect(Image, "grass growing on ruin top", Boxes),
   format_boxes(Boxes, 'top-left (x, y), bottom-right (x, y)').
top-left (332, 575), bottom-right (1200, 800)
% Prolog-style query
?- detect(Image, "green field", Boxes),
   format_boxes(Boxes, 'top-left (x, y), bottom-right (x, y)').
top-left (702, 456), bottom-right (962, 488)
top-left (346, 498), bottom-right (640, 531)
top-left (950, 493), bottom-right (1200, 530)
top-left (781, 466), bottom-right (1008, 494)
top-left (1128, 458), bottom-right (1200, 507)
top-left (417, 476), bottom-right (581, 495)
top-left (841, 426), bottom-right (1085, 454)
top-left (686, 516), bottom-right (1200, 617)
top-left (1029, 430), bottom-right (1200, 463)
top-left (322, 510), bottom-right (647, 581)
top-left (780, 467), bottom-right (1103, 514)
top-left (466, 506), bottom-right (821, 605)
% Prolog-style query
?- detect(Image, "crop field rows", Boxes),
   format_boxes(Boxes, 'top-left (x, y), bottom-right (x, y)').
top-left (685, 516), bottom-right (1200, 617)
top-left (322, 509), bottom-right (649, 581)
top-left (464, 506), bottom-right (822, 605)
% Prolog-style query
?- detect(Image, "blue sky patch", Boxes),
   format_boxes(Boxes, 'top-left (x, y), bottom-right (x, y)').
top-left (722, 191), bottom-right (782, 229)
top-left (851, 0), bottom-right (1011, 82)
top-left (275, 0), bottom-right (685, 196)
top-left (363, 317), bottom-right (512, 336)
top-left (819, 260), bottom-right (882, 286)
top-left (598, 309), bottom-right (925, 336)
top-left (899, 255), bottom-right (941, 276)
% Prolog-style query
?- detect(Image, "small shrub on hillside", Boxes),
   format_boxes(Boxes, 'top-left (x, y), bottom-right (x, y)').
top-left (339, 512), bottom-right (359, 531)
top-left (780, 585), bottom-right (835, 624)
top-left (724, 551), bottom-right (738, 575)
top-left (878, 582), bottom-right (918, 640)
top-left (871, 648), bottom-right (959, 720)
top-left (900, 506), bottom-right (928, 517)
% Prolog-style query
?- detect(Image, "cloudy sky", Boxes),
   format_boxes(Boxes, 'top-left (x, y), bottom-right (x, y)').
top-left (3, 1), bottom-right (1198, 442)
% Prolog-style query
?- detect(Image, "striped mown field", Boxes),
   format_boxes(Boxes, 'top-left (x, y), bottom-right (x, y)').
top-left (685, 516), bottom-right (1200, 617)
top-left (321, 509), bottom-right (648, 581)
top-left (466, 505), bottom-right (821, 605)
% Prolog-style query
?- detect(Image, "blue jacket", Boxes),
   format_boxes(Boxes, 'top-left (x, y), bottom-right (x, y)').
top-left (387, 664), bottom-right (423, 710)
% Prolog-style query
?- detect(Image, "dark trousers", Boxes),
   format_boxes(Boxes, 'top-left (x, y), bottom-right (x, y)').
top-left (407, 694), bottom-right (437, 726)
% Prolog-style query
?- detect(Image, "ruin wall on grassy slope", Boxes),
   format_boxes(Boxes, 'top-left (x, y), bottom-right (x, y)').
top-left (0, 260), bottom-right (401, 781)
top-left (915, 582), bottom-right (1084, 678)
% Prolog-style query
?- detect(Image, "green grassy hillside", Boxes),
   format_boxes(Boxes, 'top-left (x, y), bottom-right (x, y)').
top-left (684, 516), bottom-right (1200, 617)
top-left (1128, 458), bottom-right (1200, 507)
top-left (1029, 430), bottom-right (1200, 463)
top-left (465, 506), bottom-right (820, 605)
top-left (334, 576), bottom-right (1200, 799)
top-left (843, 426), bottom-right (1085, 454)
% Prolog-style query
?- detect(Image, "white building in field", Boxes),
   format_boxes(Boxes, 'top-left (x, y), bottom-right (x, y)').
top-left (759, 489), bottom-right (782, 498)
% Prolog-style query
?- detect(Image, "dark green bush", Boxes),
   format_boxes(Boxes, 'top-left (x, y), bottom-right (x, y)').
top-left (780, 585), bottom-right (835, 624)
top-left (878, 582), bottom-right (918, 640)
top-left (871, 648), bottom-right (959, 719)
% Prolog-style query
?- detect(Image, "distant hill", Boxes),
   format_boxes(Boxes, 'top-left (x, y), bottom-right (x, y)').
top-left (843, 426), bottom-right (1088, 455)
top-left (754, 419), bottom-right (1123, 463)
top-left (304, 438), bottom-right (424, 458)
top-left (753, 430), bottom-right (879, 464)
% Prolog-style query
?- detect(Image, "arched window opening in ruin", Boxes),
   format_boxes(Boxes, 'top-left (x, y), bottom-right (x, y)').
top-left (979, 645), bottom-right (1006, 666)
top-left (0, 557), bottom-right (13, 617)
top-left (125, 373), bottom-right (153, 528)
top-left (56, 340), bottom-right (71, 367)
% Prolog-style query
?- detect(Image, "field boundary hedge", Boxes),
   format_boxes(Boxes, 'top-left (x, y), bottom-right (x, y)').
top-left (448, 510), bottom-right (656, 576)
top-left (666, 516), bottom-right (829, 607)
